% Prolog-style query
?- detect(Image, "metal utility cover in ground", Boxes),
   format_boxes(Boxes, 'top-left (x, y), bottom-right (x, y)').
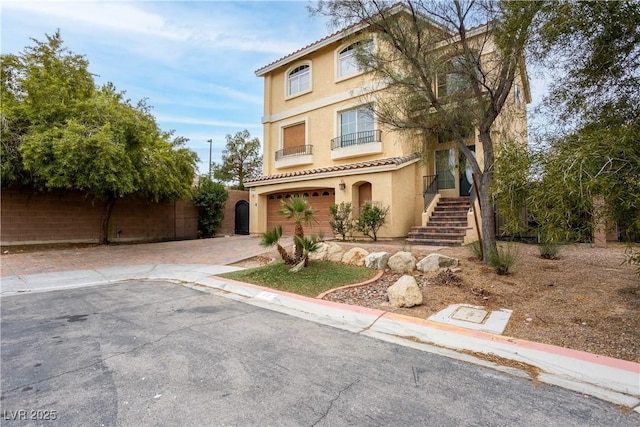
top-left (428, 304), bottom-right (513, 335)
top-left (451, 306), bottom-right (488, 324)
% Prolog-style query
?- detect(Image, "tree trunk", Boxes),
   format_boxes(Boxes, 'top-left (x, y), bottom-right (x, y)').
top-left (100, 195), bottom-right (117, 245)
top-left (477, 171), bottom-right (497, 265)
top-left (294, 221), bottom-right (304, 261)
top-left (277, 244), bottom-right (295, 265)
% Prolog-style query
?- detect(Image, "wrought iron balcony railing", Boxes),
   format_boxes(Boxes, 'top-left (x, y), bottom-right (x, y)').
top-left (330, 130), bottom-right (381, 150)
top-left (275, 144), bottom-right (313, 161)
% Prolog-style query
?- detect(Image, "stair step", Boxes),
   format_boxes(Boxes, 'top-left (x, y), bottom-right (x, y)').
top-left (426, 221), bottom-right (468, 227)
top-left (406, 238), bottom-right (464, 247)
top-left (431, 215), bottom-right (468, 221)
top-left (409, 197), bottom-right (471, 247)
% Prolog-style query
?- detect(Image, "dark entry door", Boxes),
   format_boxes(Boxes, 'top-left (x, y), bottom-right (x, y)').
top-left (234, 200), bottom-right (249, 235)
top-left (459, 145), bottom-right (476, 196)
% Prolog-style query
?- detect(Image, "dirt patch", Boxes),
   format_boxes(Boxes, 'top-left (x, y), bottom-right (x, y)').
top-left (322, 241), bottom-right (640, 363)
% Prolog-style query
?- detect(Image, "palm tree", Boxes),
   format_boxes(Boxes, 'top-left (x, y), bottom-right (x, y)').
top-left (293, 235), bottom-right (321, 268)
top-left (260, 225), bottom-right (295, 265)
top-left (278, 195), bottom-right (316, 262)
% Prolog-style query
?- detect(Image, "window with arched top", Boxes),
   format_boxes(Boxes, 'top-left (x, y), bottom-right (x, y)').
top-left (287, 63), bottom-right (310, 97)
top-left (337, 40), bottom-right (373, 79)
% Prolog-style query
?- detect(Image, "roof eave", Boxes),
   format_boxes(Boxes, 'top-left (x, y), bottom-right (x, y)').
top-left (255, 21), bottom-right (368, 77)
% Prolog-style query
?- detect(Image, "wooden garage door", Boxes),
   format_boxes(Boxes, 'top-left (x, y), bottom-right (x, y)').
top-left (267, 189), bottom-right (335, 237)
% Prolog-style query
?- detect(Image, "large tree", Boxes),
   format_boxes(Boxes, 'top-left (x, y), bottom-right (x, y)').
top-left (311, 0), bottom-right (540, 262)
top-left (1, 32), bottom-right (198, 243)
top-left (527, 0), bottom-right (640, 241)
top-left (211, 129), bottom-right (262, 190)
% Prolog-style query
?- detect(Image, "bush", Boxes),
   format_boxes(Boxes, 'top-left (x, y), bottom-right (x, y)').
top-left (355, 202), bottom-right (390, 241)
top-left (329, 202), bottom-right (353, 241)
top-left (625, 246), bottom-right (640, 277)
top-left (466, 240), bottom-right (483, 261)
top-left (192, 176), bottom-right (228, 238)
top-left (488, 242), bottom-right (520, 275)
top-left (539, 241), bottom-right (561, 259)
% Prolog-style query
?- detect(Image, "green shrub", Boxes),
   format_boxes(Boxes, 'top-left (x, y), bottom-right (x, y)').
top-left (466, 240), bottom-right (483, 261)
top-left (191, 176), bottom-right (228, 238)
top-left (539, 241), bottom-right (561, 259)
top-left (488, 242), bottom-right (520, 275)
top-left (329, 202), bottom-right (353, 241)
top-left (355, 202), bottom-right (390, 241)
top-left (624, 246), bottom-right (640, 277)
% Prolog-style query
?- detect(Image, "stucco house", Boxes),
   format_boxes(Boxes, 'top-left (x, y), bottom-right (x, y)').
top-left (245, 10), bottom-right (530, 245)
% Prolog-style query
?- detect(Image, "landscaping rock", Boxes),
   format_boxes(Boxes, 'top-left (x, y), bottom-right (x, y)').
top-left (387, 275), bottom-right (423, 308)
top-left (326, 244), bottom-right (345, 263)
top-left (308, 242), bottom-right (329, 261)
top-left (387, 251), bottom-right (416, 273)
top-left (417, 253), bottom-right (459, 272)
top-left (342, 247), bottom-right (369, 266)
top-left (365, 252), bottom-right (390, 269)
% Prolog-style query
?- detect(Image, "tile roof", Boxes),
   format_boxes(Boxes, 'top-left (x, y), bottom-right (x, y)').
top-left (254, 21), bottom-right (364, 76)
top-left (245, 154), bottom-right (420, 185)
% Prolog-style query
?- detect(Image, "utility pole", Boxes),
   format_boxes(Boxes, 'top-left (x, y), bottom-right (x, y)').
top-left (207, 139), bottom-right (212, 179)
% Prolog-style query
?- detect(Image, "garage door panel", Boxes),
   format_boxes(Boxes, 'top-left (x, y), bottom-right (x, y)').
top-left (267, 189), bottom-right (335, 237)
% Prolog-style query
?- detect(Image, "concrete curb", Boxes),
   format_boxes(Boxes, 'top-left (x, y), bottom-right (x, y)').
top-left (2, 265), bottom-right (639, 412)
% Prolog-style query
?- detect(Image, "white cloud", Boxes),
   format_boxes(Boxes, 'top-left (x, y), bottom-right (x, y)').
top-left (154, 113), bottom-right (259, 130)
top-left (3, 0), bottom-right (189, 41)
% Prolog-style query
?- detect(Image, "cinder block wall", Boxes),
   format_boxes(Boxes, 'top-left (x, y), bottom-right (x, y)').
top-left (0, 189), bottom-right (199, 245)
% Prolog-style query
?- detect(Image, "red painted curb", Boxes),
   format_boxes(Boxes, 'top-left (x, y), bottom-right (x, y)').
top-left (379, 311), bottom-right (640, 373)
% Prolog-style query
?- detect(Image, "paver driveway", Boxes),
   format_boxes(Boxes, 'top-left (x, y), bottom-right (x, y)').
top-left (1, 235), bottom-right (276, 277)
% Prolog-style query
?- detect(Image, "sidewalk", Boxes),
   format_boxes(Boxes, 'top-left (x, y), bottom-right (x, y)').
top-left (1, 238), bottom-right (639, 414)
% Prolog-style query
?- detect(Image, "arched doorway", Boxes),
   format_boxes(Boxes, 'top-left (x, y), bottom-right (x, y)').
top-left (234, 200), bottom-right (250, 235)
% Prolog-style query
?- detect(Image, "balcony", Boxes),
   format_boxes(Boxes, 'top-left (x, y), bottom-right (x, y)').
top-left (330, 130), bottom-right (382, 160)
top-left (274, 144), bottom-right (313, 169)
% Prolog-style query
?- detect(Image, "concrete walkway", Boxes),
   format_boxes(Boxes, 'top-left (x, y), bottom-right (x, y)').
top-left (1, 237), bottom-right (639, 414)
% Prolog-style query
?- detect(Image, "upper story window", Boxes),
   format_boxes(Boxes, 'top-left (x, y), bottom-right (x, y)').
top-left (436, 55), bottom-right (474, 98)
top-left (287, 63), bottom-right (311, 97)
top-left (337, 40), bottom-right (373, 79)
top-left (333, 105), bottom-right (377, 148)
top-left (514, 81), bottom-right (523, 109)
top-left (341, 105), bottom-right (374, 136)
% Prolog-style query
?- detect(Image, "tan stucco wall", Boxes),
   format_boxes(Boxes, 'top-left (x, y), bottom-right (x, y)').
top-left (252, 24), bottom-right (530, 239)
top-left (261, 37), bottom-right (411, 178)
top-left (248, 162), bottom-right (420, 239)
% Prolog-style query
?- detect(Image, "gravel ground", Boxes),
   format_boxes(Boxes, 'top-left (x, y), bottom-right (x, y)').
top-left (318, 240), bottom-right (640, 363)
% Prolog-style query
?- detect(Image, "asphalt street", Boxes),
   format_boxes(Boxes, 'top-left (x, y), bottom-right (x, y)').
top-left (1, 281), bottom-right (638, 426)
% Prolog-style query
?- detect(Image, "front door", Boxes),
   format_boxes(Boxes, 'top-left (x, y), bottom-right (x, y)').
top-left (436, 148), bottom-right (456, 198)
top-left (459, 145), bottom-right (476, 196)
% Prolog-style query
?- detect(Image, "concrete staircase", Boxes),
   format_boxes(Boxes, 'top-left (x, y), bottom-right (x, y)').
top-left (407, 197), bottom-right (470, 246)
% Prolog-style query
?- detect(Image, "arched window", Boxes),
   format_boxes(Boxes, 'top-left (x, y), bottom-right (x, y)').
top-left (288, 64), bottom-right (310, 96)
top-left (337, 40), bottom-right (373, 79)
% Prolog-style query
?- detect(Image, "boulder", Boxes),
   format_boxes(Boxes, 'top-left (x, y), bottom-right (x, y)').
top-left (365, 252), bottom-right (390, 269)
top-left (387, 251), bottom-right (416, 273)
top-left (326, 244), bottom-right (345, 263)
top-left (341, 247), bottom-right (369, 266)
top-left (387, 275), bottom-right (423, 308)
top-left (308, 242), bottom-right (329, 261)
top-left (416, 253), bottom-right (460, 272)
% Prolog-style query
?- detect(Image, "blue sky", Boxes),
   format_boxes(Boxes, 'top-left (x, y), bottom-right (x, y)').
top-left (2, 0), bottom-right (546, 175)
